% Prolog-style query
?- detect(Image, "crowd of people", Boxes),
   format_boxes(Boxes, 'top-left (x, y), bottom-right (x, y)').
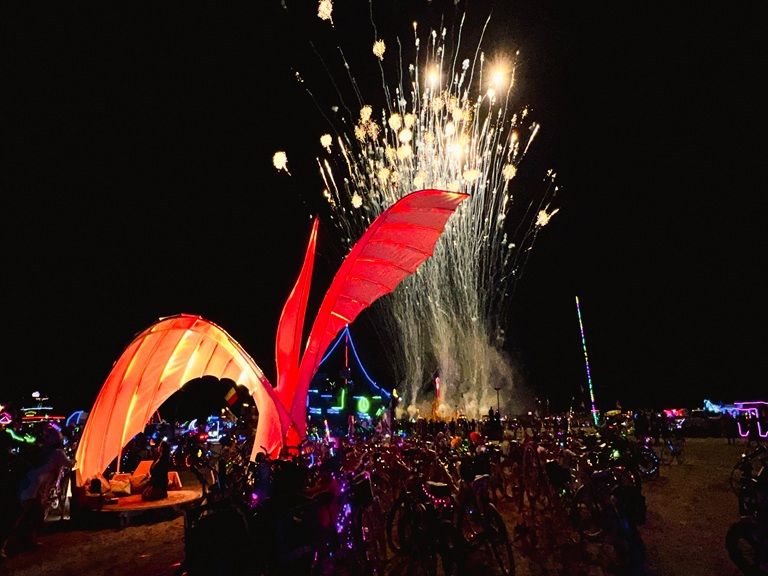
top-left (2, 392), bottom-right (764, 571)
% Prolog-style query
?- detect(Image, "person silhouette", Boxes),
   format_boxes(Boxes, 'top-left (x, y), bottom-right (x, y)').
top-left (141, 439), bottom-right (170, 501)
top-left (3, 424), bottom-right (73, 556)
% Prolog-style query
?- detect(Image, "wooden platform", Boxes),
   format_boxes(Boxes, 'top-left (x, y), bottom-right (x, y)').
top-left (99, 489), bottom-right (203, 526)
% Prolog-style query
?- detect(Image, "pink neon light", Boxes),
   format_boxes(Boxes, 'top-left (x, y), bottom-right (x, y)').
top-left (737, 423), bottom-right (768, 438)
top-left (734, 406), bottom-right (768, 438)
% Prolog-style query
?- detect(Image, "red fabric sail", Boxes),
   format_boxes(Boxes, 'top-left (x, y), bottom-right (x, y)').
top-left (289, 189), bottom-right (468, 430)
top-left (275, 217), bottom-right (318, 417)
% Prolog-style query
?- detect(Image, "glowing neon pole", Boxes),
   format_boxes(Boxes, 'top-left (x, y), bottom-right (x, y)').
top-left (575, 296), bottom-right (599, 426)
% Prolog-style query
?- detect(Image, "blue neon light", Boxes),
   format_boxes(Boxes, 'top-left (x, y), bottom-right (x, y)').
top-left (319, 325), bottom-right (391, 398)
top-left (347, 327), bottom-right (391, 398)
top-left (66, 410), bottom-right (86, 428)
top-left (319, 327), bottom-right (347, 365)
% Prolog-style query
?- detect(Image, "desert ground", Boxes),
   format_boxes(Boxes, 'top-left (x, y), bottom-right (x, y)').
top-left (0, 437), bottom-right (750, 576)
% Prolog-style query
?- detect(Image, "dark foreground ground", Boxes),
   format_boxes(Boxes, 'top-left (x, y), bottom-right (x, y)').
top-left (0, 438), bottom-right (750, 576)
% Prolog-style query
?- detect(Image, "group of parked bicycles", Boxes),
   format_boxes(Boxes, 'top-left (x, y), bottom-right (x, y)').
top-left (176, 434), bottom-right (515, 575)
top-left (169, 419), bottom-right (680, 576)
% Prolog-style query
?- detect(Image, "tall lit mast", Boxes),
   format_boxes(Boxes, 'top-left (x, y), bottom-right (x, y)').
top-left (575, 296), bottom-right (599, 426)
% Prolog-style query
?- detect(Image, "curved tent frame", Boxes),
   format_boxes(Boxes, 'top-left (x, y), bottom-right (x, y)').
top-left (74, 314), bottom-right (288, 485)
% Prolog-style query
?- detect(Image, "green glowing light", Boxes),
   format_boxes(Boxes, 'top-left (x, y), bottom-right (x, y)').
top-left (332, 388), bottom-right (346, 410)
top-left (357, 396), bottom-right (370, 414)
top-left (5, 429), bottom-right (36, 444)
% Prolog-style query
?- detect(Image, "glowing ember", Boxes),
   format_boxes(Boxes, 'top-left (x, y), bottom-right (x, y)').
top-left (317, 0), bottom-right (333, 24)
top-left (372, 39), bottom-right (386, 60)
top-left (536, 207), bottom-right (559, 227)
top-left (272, 151), bottom-right (290, 174)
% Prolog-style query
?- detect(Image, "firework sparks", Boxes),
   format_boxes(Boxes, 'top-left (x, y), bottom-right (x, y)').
top-left (536, 207), bottom-right (559, 227)
top-left (292, 5), bottom-right (559, 417)
top-left (272, 151), bottom-right (291, 175)
top-left (372, 39), bottom-right (386, 60)
top-left (317, 0), bottom-right (333, 24)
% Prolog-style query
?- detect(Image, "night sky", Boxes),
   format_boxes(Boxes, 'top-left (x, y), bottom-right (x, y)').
top-left (3, 1), bottom-right (763, 417)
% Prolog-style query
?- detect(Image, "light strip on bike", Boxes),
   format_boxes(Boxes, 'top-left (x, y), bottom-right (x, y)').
top-left (576, 296), bottom-right (599, 426)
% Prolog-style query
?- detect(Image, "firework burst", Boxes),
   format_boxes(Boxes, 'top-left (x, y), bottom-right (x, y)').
top-left (289, 4), bottom-right (559, 417)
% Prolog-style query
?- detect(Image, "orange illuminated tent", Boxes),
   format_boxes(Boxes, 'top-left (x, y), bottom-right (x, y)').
top-left (73, 314), bottom-right (291, 485)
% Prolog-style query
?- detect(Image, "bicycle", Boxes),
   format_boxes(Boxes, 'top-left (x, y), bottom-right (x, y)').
top-left (386, 449), bottom-right (464, 575)
top-left (570, 467), bottom-right (627, 540)
top-left (181, 443), bottom-right (339, 576)
top-left (455, 467), bottom-right (515, 575)
top-left (312, 466), bottom-right (386, 575)
top-left (388, 479), bottom-right (464, 576)
top-left (725, 446), bottom-right (768, 575)
top-left (43, 465), bottom-right (72, 521)
top-left (659, 434), bottom-right (685, 465)
top-left (730, 446), bottom-right (768, 496)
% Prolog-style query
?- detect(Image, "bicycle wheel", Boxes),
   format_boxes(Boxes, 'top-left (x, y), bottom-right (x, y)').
top-left (403, 504), bottom-right (438, 576)
top-left (725, 519), bottom-right (767, 576)
top-left (437, 519), bottom-right (466, 576)
top-left (571, 485), bottom-right (605, 540)
top-left (386, 494), bottom-right (416, 554)
top-left (730, 463), bottom-right (746, 495)
top-left (43, 486), bottom-right (61, 521)
top-left (44, 469), bottom-right (70, 521)
top-left (637, 446), bottom-right (660, 479)
top-left (456, 498), bottom-right (485, 549)
top-left (486, 505), bottom-right (515, 576)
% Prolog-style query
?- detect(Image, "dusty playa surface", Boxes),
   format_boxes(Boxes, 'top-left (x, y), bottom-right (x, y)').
top-left (0, 438), bottom-right (751, 576)
top-left (1, 513), bottom-right (185, 576)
